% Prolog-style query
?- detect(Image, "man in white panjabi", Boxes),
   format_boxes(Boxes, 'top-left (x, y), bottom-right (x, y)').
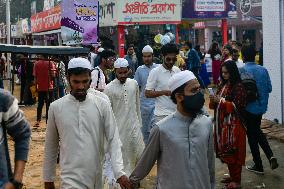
top-left (104, 58), bottom-right (145, 184)
top-left (43, 58), bottom-right (132, 189)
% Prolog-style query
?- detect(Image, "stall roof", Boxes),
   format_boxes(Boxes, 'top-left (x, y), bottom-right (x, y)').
top-left (0, 44), bottom-right (89, 55)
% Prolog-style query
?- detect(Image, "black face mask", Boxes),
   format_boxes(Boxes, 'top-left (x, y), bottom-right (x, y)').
top-left (182, 92), bottom-right (205, 113)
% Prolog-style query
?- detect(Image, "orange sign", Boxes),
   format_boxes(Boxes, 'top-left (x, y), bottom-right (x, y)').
top-left (31, 5), bottom-right (61, 33)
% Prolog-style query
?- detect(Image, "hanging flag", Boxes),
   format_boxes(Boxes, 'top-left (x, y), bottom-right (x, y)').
top-left (61, 0), bottom-right (99, 45)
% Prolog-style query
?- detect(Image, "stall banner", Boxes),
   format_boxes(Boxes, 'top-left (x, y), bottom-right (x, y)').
top-left (31, 5), bottom-right (61, 33)
top-left (182, 0), bottom-right (237, 19)
top-left (99, 0), bottom-right (117, 27)
top-left (61, 0), bottom-right (99, 45)
top-left (117, 0), bottom-right (182, 24)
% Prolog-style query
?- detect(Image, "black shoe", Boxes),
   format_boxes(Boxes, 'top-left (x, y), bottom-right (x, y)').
top-left (270, 157), bottom-right (279, 170)
top-left (246, 164), bottom-right (264, 174)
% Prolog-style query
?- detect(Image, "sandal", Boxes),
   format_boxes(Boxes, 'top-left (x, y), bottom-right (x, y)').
top-left (223, 182), bottom-right (241, 189)
top-left (221, 177), bottom-right (233, 183)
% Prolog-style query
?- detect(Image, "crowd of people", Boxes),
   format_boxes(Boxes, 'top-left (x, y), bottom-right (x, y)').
top-left (0, 39), bottom-right (279, 189)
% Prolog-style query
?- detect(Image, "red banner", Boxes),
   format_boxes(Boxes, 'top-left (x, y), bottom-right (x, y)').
top-left (31, 5), bottom-right (61, 33)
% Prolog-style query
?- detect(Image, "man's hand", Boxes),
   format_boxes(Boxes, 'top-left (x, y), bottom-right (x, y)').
top-left (4, 182), bottom-right (15, 189)
top-left (117, 175), bottom-right (132, 189)
top-left (44, 182), bottom-right (55, 189)
top-left (163, 90), bottom-right (172, 96)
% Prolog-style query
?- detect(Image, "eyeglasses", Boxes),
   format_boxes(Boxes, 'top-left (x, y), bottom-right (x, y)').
top-left (165, 57), bottom-right (177, 63)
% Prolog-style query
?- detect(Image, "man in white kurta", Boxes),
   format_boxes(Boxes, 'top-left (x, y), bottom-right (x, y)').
top-left (43, 58), bottom-right (131, 189)
top-left (104, 58), bottom-right (144, 176)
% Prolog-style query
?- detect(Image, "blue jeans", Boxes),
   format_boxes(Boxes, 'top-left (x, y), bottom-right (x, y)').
top-left (53, 84), bottom-right (65, 100)
top-left (140, 105), bottom-right (155, 144)
top-left (58, 85), bottom-right (65, 98)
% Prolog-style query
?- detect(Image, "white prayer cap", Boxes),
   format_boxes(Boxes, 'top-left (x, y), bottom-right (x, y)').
top-left (168, 70), bottom-right (197, 92)
top-left (161, 35), bottom-right (171, 46)
top-left (98, 47), bottom-right (104, 53)
top-left (142, 45), bottom-right (153, 53)
top-left (114, 58), bottom-right (129, 69)
top-left (68, 57), bottom-right (92, 70)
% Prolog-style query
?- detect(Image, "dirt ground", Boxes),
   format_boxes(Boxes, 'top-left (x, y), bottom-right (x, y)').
top-left (6, 84), bottom-right (212, 189)
top-left (7, 83), bottom-right (284, 189)
top-left (7, 84), bottom-right (157, 189)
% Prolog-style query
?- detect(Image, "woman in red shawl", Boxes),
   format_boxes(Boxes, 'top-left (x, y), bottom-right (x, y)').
top-left (209, 61), bottom-right (247, 189)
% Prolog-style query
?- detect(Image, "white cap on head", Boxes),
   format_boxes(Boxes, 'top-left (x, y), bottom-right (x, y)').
top-left (168, 70), bottom-right (197, 92)
top-left (142, 45), bottom-right (153, 53)
top-left (98, 47), bottom-right (104, 53)
top-left (114, 58), bottom-right (129, 69)
top-left (68, 57), bottom-right (92, 70)
top-left (160, 35), bottom-right (171, 46)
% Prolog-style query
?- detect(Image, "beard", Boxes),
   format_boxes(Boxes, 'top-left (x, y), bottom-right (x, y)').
top-left (71, 90), bottom-right (87, 102)
top-left (70, 85), bottom-right (89, 102)
top-left (164, 62), bottom-right (174, 69)
top-left (119, 78), bottom-right (127, 84)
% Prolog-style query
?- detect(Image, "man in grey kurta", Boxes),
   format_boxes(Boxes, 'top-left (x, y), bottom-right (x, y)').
top-left (130, 70), bottom-right (215, 189)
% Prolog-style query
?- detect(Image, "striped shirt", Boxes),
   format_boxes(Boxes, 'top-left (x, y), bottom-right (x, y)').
top-left (0, 89), bottom-right (31, 187)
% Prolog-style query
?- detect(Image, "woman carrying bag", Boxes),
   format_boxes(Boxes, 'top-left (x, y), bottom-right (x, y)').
top-left (209, 61), bottom-right (247, 189)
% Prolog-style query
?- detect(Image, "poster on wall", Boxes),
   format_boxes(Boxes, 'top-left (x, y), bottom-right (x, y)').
top-left (182, 0), bottom-right (237, 19)
top-left (44, 0), bottom-right (55, 11)
top-left (61, 0), bottom-right (99, 45)
top-left (240, 0), bottom-right (251, 15)
top-left (11, 25), bottom-right (17, 37)
top-left (21, 19), bottom-right (31, 34)
top-left (99, 0), bottom-right (117, 27)
top-left (117, 0), bottom-right (181, 24)
top-left (251, 0), bottom-right (261, 7)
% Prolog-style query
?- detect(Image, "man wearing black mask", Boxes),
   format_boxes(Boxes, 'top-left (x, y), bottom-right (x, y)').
top-left (130, 70), bottom-right (215, 189)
